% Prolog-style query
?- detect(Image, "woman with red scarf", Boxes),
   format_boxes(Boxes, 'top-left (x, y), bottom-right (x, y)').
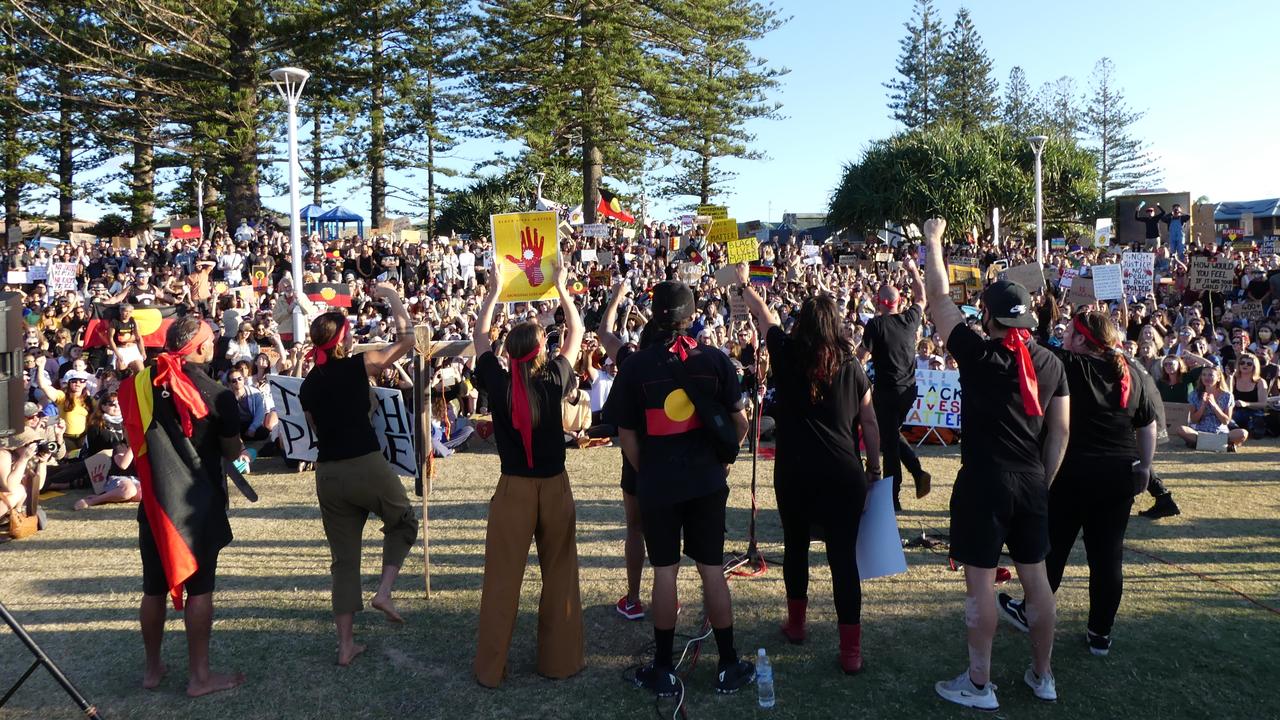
top-left (298, 282), bottom-right (418, 666)
top-left (999, 310), bottom-right (1159, 659)
top-left (470, 258), bottom-right (585, 688)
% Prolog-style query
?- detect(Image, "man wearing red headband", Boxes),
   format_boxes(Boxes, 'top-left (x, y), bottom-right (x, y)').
top-left (121, 316), bottom-right (250, 697)
top-left (920, 218), bottom-right (1070, 710)
top-left (862, 260), bottom-right (932, 510)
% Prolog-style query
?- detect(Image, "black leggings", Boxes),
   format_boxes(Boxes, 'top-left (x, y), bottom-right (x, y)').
top-left (872, 386), bottom-right (922, 498)
top-left (775, 469), bottom-right (866, 625)
top-left (1045, 459), bottom-right (1134, 637)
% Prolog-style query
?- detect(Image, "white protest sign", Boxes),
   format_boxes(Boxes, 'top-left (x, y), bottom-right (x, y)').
top-left (1121, 252), bottom-right (1155, 297)
top-left (85, 451), bottom-right (113, 495)
top-left (903, 370), bottom-right (961, 429)
top-left (579, 248), bottom-right (598, 263)
top-left (268, 375), bottom-right (416, 476)
top-left (1261, 237), bottom-right (1277, 256)
top-left (1091, 263), bottom-right (1124, 301)
top-left (583, 223), bottom-right (609, 238)
top-left (1094, 218), bottom-right (1113, 248)
top-left (857, 477), bottom-right (908, 580)
top-left (6, 270), bottom-right (28, 284)
top-left (48, 262), bottom-right (77, 293)
top-left (801, 244), bottom-right (819, 257)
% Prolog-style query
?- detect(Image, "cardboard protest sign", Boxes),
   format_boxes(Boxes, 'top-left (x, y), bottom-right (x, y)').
top-left (268, 375), bottom-right (416, 476)
top-left (1004, 263), bottom-right (1047, 292)
top-left (707, 218), bottom-right (738, 244)
top-left (1235, 300), bottom-right (1264, 323)
top-left (713, 265), bottom-right (739, 287)
top-left (491, 211), bottom-right (559, 302)
top-left (1121, 252), bottom-right (1155, 297)
top-left (726, 237), bottom-right (760, 264)
top-left (1188, 257), bottom-right (1235, 292)
top-left (903, 370), bottom-right (962, 429)
top-left (1091, 264), bottom-right (1124, 300)
top-left (48, 262), bottom-right (77, 293)
top-left (400, 229), bottom-right (421, 243)
top-left (597, 250), bottom-right (614, 266)
top-left (728, 292), bottom-right (749, 320)
top-left (1066, 276), bottom-right (1095, 307)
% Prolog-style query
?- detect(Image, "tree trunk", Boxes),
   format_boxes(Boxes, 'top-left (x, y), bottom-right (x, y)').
top-left (578, 2), bottom-right (601, 225)
top-left (311, 103), bottom-right (323, 206)
top-left (369, 13), bottom-right (386, 232)
top-left (129, 138), bottom-right (154, 231)
top-left (2, 105), bottom-right (18, 234)
top-left (699, 144), bottom-right (711, 205)
top-left (224, 0), bottom-right (261, 227)
top-left (57, 70), bottom-right (74, 236)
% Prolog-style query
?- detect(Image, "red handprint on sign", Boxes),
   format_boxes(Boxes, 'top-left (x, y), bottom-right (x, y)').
top-left (505, 226), bottom-right (546, 287)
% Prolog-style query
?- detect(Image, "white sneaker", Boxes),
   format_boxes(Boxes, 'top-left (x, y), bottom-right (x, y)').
top-left (1024, 666), bottom-right (1057, 702)
top-left (935, 671), bottom-right (999, 711)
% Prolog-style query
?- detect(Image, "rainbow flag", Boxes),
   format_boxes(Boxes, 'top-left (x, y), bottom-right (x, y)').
top-left (749, 263), bottom-right (774, 286)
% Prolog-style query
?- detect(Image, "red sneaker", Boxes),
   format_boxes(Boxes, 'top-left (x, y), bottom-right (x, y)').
top-left (616, 595), bottom-right (645, 620)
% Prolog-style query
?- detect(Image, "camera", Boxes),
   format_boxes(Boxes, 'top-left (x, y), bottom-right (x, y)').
top-left (33, 440), bottom-right (59, 455)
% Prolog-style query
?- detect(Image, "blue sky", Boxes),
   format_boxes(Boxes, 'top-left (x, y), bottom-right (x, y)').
top-left (56, 0), bottom-right (1280, 227)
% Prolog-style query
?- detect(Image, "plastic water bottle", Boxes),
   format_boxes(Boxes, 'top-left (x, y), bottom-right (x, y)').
top-left (756, 647), bottom-right (775, 708)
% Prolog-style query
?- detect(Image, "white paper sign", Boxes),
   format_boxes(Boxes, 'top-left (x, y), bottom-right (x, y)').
top-left (857, 477), bottom-right (908, 580)
top-left (904, 370), bottom-right (961, 428)
top-left (1094, 218), bottom-right (1113, 247)
top-left (268, 375), bottom-right (416, 476)
top-left (801, 244), bottom-right (819, 257)
top-left (47, 262), bottom-right (77, 293)
top-left (1121, 252), bottom-right (1155, 297)
top-left (1091, 263), bottom-right (1124, 300)
top-left (579, 248), bottom-right (598, 263)
top-left (6, 270), bottom-right (29, 284)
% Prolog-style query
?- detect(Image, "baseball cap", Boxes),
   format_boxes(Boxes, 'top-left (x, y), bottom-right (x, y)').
top-left (63, 370), bottom-right (92, 383)
top-left (23, 402), bottom-right (40, 418)
top-left (650, 281), bottom-right (695, 323)
top-left (982, 280), bottom-right (1036, 329)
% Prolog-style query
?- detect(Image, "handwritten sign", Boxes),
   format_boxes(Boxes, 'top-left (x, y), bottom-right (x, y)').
top-left (726, 237), bottom-right (760, 264)
top-left (48, 262), bottom-right (77, 293)
top-left (1091, 263), bottom-right (1124, 301)
top-left (268, 375), bottom-right (416, 477)
top-left (1066, 275), bottom-right (1095, 307)
top-left (1236, 300), bottom-right (1264, 323)
top-left (30, 265), bottom-right (48, 282)
top-left (696, 204), bottom-right (728, 220)
top-left (1261, 237), bottom-right (1277, 256)
top-left (1189, 257), bottom-right (1235, 292)
top-left (707, 218), bottom-right (738, 244)
top-left (904, 370), bottom-right (962, 429)
top-left (578, 248), bottom-right (598, 263)
top-left (1121, 252), bottom-right (1155, 297)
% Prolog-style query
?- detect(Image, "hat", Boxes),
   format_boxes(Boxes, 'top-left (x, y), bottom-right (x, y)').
top-left (650, 281), bottom-right (695, 323)
top-left (63, 370), bottom-right (92, 383)
top-left (982, 280), bottom-right (1036, 329)
top-left (23, 402), bottom-right (40, 417)
top-left (2, 428), bottom-right (42, 450)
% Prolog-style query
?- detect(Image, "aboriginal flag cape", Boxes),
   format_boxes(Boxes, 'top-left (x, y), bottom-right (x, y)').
top-left (120, 367), bottom-right (222, 609)
top-left (83, 304), bottom-right (183, 349)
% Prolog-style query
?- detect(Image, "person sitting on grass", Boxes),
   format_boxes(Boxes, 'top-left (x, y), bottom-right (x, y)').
top-left (1174, 366), bottom-right (1248, 450)
top-left (73, 441), bottom-right (138, 511)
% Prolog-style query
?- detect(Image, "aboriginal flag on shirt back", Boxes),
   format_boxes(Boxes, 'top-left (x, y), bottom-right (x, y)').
top-left (645, 386), bottom-right (704, 436)
top-left (83, 304), bottom-right (182, 349)
top-left (304, 282), bottom-right (352, 308)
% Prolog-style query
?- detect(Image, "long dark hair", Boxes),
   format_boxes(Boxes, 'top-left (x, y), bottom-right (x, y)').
top-left (504, 321), bottom-right (546, 428)
top-left (791, 294), bottom-right (852, 403)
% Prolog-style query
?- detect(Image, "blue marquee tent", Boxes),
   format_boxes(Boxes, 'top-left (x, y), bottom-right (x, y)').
top-left (299, 203), bottom-right (325, 235)
top-left (316, 206), bottom-right (364, 240)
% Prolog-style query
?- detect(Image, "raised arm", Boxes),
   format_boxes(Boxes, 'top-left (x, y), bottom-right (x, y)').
top-left (736, 262), bottom-right (780, 334)
top-left (920, 218), bottom-right (964, 346)
top-left (362, 283), bottom-right (415, 379)
top-left (473, 270), bottom-right (501, 357)
top-left (598, 278), bottom-right (629, 359)
top-left (556, 262), bottom-right (584, 366)
top-left (905, 256), bottom-right (926, 311)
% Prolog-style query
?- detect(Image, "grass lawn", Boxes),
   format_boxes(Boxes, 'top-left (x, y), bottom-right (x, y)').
top-left (1, 439), bottom-right (1276, 719)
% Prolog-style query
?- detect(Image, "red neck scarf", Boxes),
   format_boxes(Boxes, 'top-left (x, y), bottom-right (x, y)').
top-left (669, 335), bottom-right (697, 361)
top-left (153, 322), bottom-right (213, 437)
top-left (307, 322), bottom-right (347, 366)
top-left (1073, 316), bottom-right (1130, 407)
top-left (1001, 327), bottom-right (1043, 417)
top-left (510, 345), bottom-right (543, 468)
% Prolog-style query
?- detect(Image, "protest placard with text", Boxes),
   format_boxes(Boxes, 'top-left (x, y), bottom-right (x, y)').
top-left (1091, 264), bottom-right (1124, 301)
top-left (707, 218), bottom-right (738, 244)
top-left (1004, 263), bottom-right (1047, 292)
top-left (491, 211), bottom-right (560, 302)
top-left (726, 237), bottom-right (760, 264)
top-left (1121, 252), bottom-right (1155, 297)
top-left (1189, 257), bottom-right (1235, 292)
top-left (268, 376), bottom-right (416, 476)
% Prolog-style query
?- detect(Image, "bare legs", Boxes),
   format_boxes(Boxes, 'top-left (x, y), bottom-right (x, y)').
top-left (139, 592), bottom-right (245, 696)
top-left (963, 563), bottom-right (1054, 687)
top-left (623, 492), bottom-right (644, 605)
top-left (335, 564), bottom-right (404, 666)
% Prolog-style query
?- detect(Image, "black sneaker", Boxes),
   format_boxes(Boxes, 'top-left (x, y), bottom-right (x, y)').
top-left (1139, 494), bottom-right (1181, 519)
top-left (714, 659), bottom-right (756, 694)
top-left (997, 593), bottom-right (1030, 633)
top-left (634, 663), bottom-right (679, 697)
top-left (1087, 629), bottom-right (1112, 656)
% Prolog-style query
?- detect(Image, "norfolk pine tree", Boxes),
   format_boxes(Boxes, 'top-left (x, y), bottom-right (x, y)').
top-left (884, 0), bottom-right (945, 130)
top-left (1083, 57), bottom-right (1159, 198)
top-left (937, 7), bottom-right (997, 131)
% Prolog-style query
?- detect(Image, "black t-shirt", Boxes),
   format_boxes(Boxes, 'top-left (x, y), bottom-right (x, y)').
top-left (299, 355), bottom-right (382, 463)
top-left (863, 305), bottom-right (922, 390)
top-left (947, 325), bottom-right (1069, 473)
top-left (604, 339), bottom-right (744, 508)
top-left (473, 352), bottom-right (572, 478)
top-left (767, 326), bottom-right (869, 479)
top-left (112, 317), bottom-right (139, 344)
top-left (1048, 348), bottom-right (1158, 465)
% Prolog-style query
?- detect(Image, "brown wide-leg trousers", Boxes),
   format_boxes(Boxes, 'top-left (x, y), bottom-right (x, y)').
top-left (473, 471), bottom-right (585, 687)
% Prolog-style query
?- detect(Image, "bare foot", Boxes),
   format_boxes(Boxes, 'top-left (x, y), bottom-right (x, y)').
top-left (337, 642), bottom-right (367, 667)
top-left (371, 595), bottom-right (404, 624)
top-left (73, 499), bottom-right (89, 511)
top-left (186, 670), bottom-right (245, 698)
top-left (142, 663), bottom-right (167, 690)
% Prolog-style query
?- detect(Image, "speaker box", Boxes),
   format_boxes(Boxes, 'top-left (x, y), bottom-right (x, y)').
top-left (0, 292), bottom-right (26, 438)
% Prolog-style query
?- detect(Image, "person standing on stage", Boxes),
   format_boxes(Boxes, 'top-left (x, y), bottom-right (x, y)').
top-left (998, 310), bottom-right (1158, 657)
top-left (299, 283), bottom-right (419, 666)
top-left (862, 258), bottom-right (931, 510)
top-left (738, 264), bottom-right (882, 674)
top-left (919, 218), bottom-right (1070, 710)
top-left (605, 280), bottom-right (755, 697)
top-left (120, 316), bottom-right (251, 696)
top-left (470, 260), bottom-right (585, 688)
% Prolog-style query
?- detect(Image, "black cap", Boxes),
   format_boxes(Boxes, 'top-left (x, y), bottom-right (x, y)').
top-left (651, 281), bottom-right (695, 323)
top-left (982, 280), bottom-right (1036, 328)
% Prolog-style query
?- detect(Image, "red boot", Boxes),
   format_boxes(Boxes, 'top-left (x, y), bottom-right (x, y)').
top-left (838, 624), bottom-right (863, 674)
top-left (780, 598), bottom-right (807, 644)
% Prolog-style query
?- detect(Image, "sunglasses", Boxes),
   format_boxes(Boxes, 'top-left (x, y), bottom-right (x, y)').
top-left (228, 377), bottom-right (245, 383)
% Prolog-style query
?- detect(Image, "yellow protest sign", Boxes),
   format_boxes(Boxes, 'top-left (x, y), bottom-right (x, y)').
top-left (726, 237), bottom-right (760, 264)
top-left (707, 218), bottom-right (738, 244)
top-left (491, 211), bottom-right (560, 302)
top-left (697, 204), bottom-right (728, 220)
top-left (948, 262), bottom-right (982, 288)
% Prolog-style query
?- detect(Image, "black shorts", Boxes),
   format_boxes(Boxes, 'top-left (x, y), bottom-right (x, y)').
top-left (948, 467), bottom-right (1049, 569)
top-left (140, 523), bottom-right (220, 598)
top-left (620, 458), bottom-right (638, 496)
top-left (641, 487), bottom-right (729, 567)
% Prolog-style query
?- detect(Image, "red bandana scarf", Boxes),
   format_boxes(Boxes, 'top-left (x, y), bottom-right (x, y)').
top-left (1073, 316), bottom-right (1130, 407)
top-left (153, 322), bottom-right (214, 437)
top-left (1002, 328), bottom-right (1043, 417)
top-left (669, 335), bottom-right (697, 361)
top-left (510, 345), bottom-right (543, 468)
top-left (307, 322), bottom-right (348, 367)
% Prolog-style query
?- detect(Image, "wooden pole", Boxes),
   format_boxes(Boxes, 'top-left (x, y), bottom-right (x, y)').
top-left (414, 324), bottom-right (433, 601)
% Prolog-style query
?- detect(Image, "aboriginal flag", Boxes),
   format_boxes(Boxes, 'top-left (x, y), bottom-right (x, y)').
top-left (597, 189), bottom-right (635, 224)
top-left (170, 218), bottom-right (202, 240)
top-left (645, 388), bottom-right (704, 436)
top-left (83, 304), bottom-right (182, 349)
top-left (304, 282), bottom-right (352, 308)
top-left (569, 280), bottom-right (588, 296)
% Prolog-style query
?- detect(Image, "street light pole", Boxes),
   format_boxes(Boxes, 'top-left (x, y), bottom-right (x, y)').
top-left (1028, 135), bottom-right (1048, 268)
top-left (194, 168), bottom-right (205, 239)
top-left (270, 66), bottom-right (310, 345)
